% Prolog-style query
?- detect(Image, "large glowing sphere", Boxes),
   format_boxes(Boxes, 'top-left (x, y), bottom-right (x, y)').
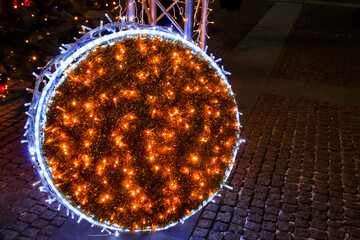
top-left (26, 23), bottom-right (240, 232)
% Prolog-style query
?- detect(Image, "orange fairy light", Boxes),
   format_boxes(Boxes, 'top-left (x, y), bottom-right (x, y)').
top-left (40, 34), bottom-right (240, 232)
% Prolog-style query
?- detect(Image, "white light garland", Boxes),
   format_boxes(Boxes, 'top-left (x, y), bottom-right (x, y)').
top-left (25, 22), bottom-right (243, 233)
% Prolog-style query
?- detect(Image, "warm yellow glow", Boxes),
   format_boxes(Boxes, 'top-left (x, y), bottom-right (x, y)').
top-left (43, 36), bottom-right (239, 231)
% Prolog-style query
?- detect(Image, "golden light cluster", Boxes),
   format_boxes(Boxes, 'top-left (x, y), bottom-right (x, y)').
top-left (43, 35), bottom-right (240, 231)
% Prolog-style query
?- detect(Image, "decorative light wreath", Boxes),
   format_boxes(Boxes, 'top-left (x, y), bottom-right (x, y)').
top-left (24, 21), bottom-right (242, 234)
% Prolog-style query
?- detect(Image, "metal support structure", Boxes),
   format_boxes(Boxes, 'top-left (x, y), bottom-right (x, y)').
top-left (126, 0), bottom-right (136, 22)
top-left (184, 0), bottom-right (194, 39)
top-left (153, 0), bottom-right (184, 34)
top-left (156, 0), bottom-right (178, 23)
top-left (200, 0), bottom-right (209, 50)
top-left (126, 0), bottom-right (210, 47)
top-left (150, 0), bottom-right (157, 25)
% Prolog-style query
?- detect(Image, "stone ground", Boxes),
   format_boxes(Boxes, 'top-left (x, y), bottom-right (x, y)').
top-left (207, 0), bottom-right (275, 57)
top-left (0, 99), bottom-right (69, 240)
top-left (1, 1), bottom-right (360, 240)
top-left (189, 1), bottom-right (360, 240)
top-left (189, 95), bottom-right (360, 240)
top-left (270, 4), bottom-right (360, 88)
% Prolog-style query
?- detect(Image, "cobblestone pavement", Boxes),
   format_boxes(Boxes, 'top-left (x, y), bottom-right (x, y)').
top-left (2, 2), bottom-right (360, 240)
top-left (190, 94), bottom-right (360, 240)
top-left (0, 1), bottom-right (278, 239)
top-left (207, 0), bottom-right (275, 57)
top-left (271, 5), bottom-right (360, 88)
top-left (0, 100), bottom-right (68, 240)
top-left (311, 0), bottom-right (360, 3)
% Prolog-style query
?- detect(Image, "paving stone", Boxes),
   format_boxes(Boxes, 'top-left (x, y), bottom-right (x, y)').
top-left (254, 192), bottom-right (267, 201)
top-left (313, 193), bottom-right (329, 203)
top-left (242, 229), bottom-right (259, 240)
top-left (262, 221), bottom-right (276, 232)
top-left (18, 213), bottom-right (37, 223)
top-left (10, 168), bottom-right (26, 176)
top-left (29, 205), bottom-right (47, 215)
top-left (228, 224), bottom-right (242, 234)
top-left (247, 213), bottom-right (262, 223)
top-left (206, 203), bottom-right (220, 212)
top-left (223, 198), bottom-right (236, 207)
top-left (276, 232), bottom-right (292, 240)
top-left (312, 209), bottom-right (328, 221)
top-left (10, 205), bottom-right (26, 214)
top-left (344, 201), bottom-right (360, 210)
top-left (3, 162), bottom-right (18, 170)
top-left (40, 225), bottom-right (58, 236)
top-left (16, 236), bottom-right (33, 240)
top-left (202, 210), bottom-right (217, 220)
top-left (0, 230), bottom-right (18, 240)
top-left (313, 202), bottom-right (329, 211)
top-left (224, 232), bottom-right (241, 240)
top-left (19, 198), bottom-right (37, 209)
top-left (236, 200), bottom-right (249, 209)
top-left (192, 227), bottom-right (208, 238)
top-left (294, 227), bottom-right (310, 238)
top-left (296, 210), bottom-right (311, 220)
top-left (197, 218), bottom-right (212, 229)
top-left (8, 220), bottom-right (28, 232)
top-left (259, 230), bottom-right (275, 240)
top-left (330, 212), bottom-right (344, 221)
top-left (207, 0), bottom-right (275, 57)
top-left (348, 219), bottom-right (360, 228)
top-left (189, 237), bottom-right (205, 240)
top-left (310, 230), bottom-right (329, 240)
top-left (345, 208), bottom-right (360, 218)
top-left (244, 221), bottom-right (261, 232)
top-left (31, 218), bottom-right (49, 229)
top-left (264, 213), bottom-right (277, 222)
top-left (265, 206), bottom-right (278, 215)
top-left (1, 174), bottom-right (17, 183)
top-left (39, 210), bottom-right (57, 221)
top-left (216, 212), bottom-right (232, 223)
top-left (283, 196), bottom-right (297, 205)
top-left (252, 199), bottom-right (265, 208)
top-left (21, 228), bottom-right (39, 238)
top-left (279, 212), bottom-right (294, 222)
top-left (233, 207), bottom-right (247, 217)
top-left (282, 204), bottom-right (297, 213)
top-left (311, 219), bottom-right (328, 230)
top-left (347, 227), bottom-right (360, 238)
top-left (329, 228), bottom-right (345, 239)
top-left (231, 215), bottom-right (245, 226)
top-left (213, 221), bottom-right (229, 232)
top-left (207, 231), bottom-right (224, 240)
top-left (277, 221), bottom-right (294, 232)
top-left (295, 218), bottom-right (310, 228)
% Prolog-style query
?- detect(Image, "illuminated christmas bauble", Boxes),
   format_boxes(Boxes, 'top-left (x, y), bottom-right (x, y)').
top-left (26, 23), bottom-right (240, 233)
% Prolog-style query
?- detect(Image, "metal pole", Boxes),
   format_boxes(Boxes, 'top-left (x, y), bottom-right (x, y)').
top-left (126, 0), bottom-right (136, 22)
top-left (184, 0), bottom-right (194, 39)
top-left (150, 0), bottom-right (157, 25)
top-left (200, 0), bottom-right (209, 50)
top-left (156, 0), bottom-right (178, 23)
top-left (153, 0), bottom-right (184, 34)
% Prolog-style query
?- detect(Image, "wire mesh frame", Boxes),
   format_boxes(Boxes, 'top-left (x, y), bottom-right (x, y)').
top-left (24, 21), bottom-right (242, 234)
top-left (127, 0), bottom-right (209, 50)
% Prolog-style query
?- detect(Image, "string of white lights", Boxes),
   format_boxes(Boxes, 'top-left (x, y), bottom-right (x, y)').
top-left (24, 10), bottom-right (243, 235)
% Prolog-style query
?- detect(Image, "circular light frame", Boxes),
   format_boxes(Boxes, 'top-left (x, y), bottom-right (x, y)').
top-left (25, 22), bottom-right (241, 233)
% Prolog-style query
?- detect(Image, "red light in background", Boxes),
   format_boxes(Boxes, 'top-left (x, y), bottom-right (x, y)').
top-left (24, 0), bottom-right (32, 6)
top-left (0, 85), bottom-right (6, 93)
top-left (14, 0), bottom-right (32, 9)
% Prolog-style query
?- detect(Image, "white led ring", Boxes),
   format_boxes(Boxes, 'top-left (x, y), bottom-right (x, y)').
top-left (26, 22), bottom-right (241, 233)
